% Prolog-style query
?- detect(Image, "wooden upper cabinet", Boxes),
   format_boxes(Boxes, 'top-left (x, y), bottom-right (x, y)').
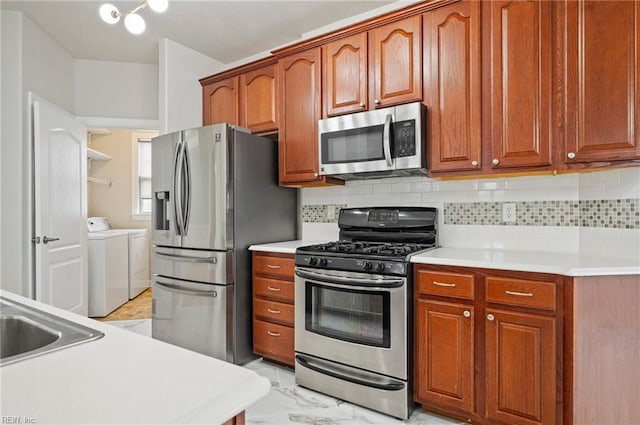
top-left (564, 0), bottom-right (640, 164)
top-left (202, 76), bottom-right (239, 126)
top-left (425, 1), bottom-right (482, 173)
top-left (323, 32), bottom-right (369, 116)
top-left (488, 0), bottom-right (553, 170)
top-left (239, 64), bottom-right (278, 133)
top-left (370, 15), bottom-right (423, 108)
top-left (278, 48), bottom-right (323, 184)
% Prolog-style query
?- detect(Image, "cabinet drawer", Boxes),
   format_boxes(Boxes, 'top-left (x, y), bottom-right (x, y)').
top-left (253, 253), bottom-right (294, 280)
top-left (253, 320), bottom-right (294, 366)
top-left (486, 276), bottom-right (556, 311)
top-left (254, 277), bottom-right (294, 303)
top-left (415, 269), bottom-right (475, 300)
top-left (254, 298), bottom-right (294, 326)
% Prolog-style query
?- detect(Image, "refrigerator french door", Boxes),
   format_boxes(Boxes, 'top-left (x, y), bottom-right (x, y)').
top-left (151, 123), bottom-right (297, 364)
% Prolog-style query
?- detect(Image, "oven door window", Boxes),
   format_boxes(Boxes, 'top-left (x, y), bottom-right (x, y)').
top-left (305, 283), bottom-right (390, 348)
top-left (320, 125), bottom-right (385, 164)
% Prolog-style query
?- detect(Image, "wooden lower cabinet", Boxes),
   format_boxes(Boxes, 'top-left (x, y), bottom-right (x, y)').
top-left (485, 308), bottom-right (556, 425)
top-left (415, 299), bottom-right (474, 414)
top-left (252, 251), bottom-right (295, 366)
top-left (414, 265), bottom-right (563, 425)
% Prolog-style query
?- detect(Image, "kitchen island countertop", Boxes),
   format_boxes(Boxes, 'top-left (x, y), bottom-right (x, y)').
top-left (0, 290), bottom-right (270, 424)
top-left (411, 247), bottom-right (640, 277)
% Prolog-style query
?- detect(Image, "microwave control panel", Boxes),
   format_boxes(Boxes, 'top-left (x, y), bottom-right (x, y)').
top-left (393, 119), bottom-right (416, 157)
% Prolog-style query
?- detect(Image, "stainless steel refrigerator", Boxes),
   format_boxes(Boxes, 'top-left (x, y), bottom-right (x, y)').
top-left (150, 123), bottom-right (297, 364)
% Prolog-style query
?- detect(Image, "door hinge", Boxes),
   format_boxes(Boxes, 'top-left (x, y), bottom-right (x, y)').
top-left (31, 236), bottom-right (41, 244)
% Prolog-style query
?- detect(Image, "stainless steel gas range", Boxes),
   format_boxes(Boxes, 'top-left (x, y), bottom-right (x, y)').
top-left (294, 206), bottom-right (438, 419)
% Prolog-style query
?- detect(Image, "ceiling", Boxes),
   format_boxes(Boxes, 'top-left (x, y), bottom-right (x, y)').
top-left (1, 0), bottom-right (399, 65)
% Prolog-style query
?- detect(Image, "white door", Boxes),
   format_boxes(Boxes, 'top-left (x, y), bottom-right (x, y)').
top-left (33, 98), bottom-right (88, 315)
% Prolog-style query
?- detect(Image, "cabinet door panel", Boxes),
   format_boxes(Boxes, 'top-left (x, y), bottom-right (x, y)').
top-left (485, 308), bottom-right (556, 425)
top-left (426, 2), bottom-right (481, 172)
top-left (202, 77), bottom-right (239, 126)
top-left (565, 1), bottom-right (640, 163)
top-left (324, 32), bottom-right (368, 116)
top-left (490, 0), bottom-right (552, 169)
top-left (278, 48), bottom-right (322, 184)
top-left (415, 299), bottom-right (474, 414)
top-left (240, 65), bottom-right (278, 133)
top-left (371, 15), bottom-right (422, 107)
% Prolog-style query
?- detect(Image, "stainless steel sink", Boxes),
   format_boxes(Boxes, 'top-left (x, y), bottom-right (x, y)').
top-left (0, 296), bottom-right (104, 366)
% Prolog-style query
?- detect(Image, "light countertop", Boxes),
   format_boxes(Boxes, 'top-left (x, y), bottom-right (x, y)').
top-left (249, 240), bottom-right (639, 277)
top-left (411, 247), bottom-right (640, 277)
top-left (0, 290), bottom-right (270, 424)
top-left (249, 240), bottom-right (326, 254)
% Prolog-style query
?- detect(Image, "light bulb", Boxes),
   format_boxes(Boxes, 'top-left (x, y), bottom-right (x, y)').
top-left (99, 3), bottom-right (120, 24)
top-left (124, 13), bottom-right (146, 34)
top-left (147, 0), bottom-right (168, 13)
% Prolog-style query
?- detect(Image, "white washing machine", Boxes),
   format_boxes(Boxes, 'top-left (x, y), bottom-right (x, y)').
top-left (112, 228), bottom-right (150, 299)
top-left (87, 217), bottom-right (150, 300)
top-left (87, 218), bottom-right (129, 317)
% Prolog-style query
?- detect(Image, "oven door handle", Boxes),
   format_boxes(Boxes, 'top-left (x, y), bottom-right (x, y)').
top-left (296, 354), bottom-right (405, 391)
top-left (295, 268), bottom-right (404, 288)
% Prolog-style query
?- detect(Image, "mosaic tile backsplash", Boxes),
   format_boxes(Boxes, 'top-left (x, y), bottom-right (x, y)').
top-left (443, 199), bottom-right (639, 229)
top-left (304, 199), bottom-right (639, 229)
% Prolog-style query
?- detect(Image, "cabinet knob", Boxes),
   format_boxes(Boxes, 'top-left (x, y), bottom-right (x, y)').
top-left (463, 310), bottom-right (471, 318)
top-left (314, 172), bottom-right (318, 177)
top-left (492, 159), bottom-right (500, 166)
top-left (359, 102), bottom-right (365, 108)
top-left (374, 99), bottom-right (380, 105)
top-left (487, 314), bottom-right (495, 321)
top-left (471, 160), bottom-right (478, 167)
top-left (567, 152), bottom-right (576, 159)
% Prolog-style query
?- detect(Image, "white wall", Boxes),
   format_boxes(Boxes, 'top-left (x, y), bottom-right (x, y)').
top-left (159, 38), bottom-right (224, 134)
top-left (1, 11), bottom-right (24, 295)
top-left (22, 16), bottom-right (75, 113)
top-left (0, 11), bottom-right (75, 296)
top-left (74, 59), bottom-right (158, 120)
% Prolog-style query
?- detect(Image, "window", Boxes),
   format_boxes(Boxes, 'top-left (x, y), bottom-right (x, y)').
top-left (131, 131), bottom-right (157, 220)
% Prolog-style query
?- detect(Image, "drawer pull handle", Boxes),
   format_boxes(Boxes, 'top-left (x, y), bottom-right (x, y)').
top-left (463, 310), bottom-right (471, 318)
top-left (505, 290), bottom-right (534, 297)
top-left (266, 286), bottom-right (281, 292)
top-left (267, 331), bottom-right (281, 337)
top-left (433, 281), bottom-right (456, 287)
top-left (266, 264), bottom-right (281, 269)
top-left (487, 314), bottom-right (495, 321)
top-left (267, 308), bottom-right (281, 314)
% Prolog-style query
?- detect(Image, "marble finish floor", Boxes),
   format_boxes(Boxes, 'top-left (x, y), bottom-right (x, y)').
top-left (104, 319), bottom-right (464, 425)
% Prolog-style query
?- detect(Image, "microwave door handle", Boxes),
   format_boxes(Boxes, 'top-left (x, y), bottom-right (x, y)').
top-left (383, 113), bottom-right (393, 167)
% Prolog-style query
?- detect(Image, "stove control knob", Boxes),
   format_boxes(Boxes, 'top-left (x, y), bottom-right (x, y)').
top-left (376, 262), bottom-right (385, 272)
top-left (309, 257), bottom-right (318, 266)
top-left (363, 261), bottom-right (373, 271)
top-left (318, 258), bottom-right (328, 267)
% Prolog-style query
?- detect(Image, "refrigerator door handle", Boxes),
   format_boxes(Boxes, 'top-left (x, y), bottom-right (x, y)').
top-left (155, 280), bottom-right (219, 298)
top-left (154, 252), bottom-right (218, 264)
top-left (182, 140), bottom-right (191, 236)
top-left (173, 140), bottom-right (185, 236)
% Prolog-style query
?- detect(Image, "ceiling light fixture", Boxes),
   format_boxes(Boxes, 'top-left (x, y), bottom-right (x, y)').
top-left (99, 0), bottom-right (168, 35)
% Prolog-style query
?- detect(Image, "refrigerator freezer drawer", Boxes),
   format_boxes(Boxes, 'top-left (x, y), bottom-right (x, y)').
top-left (152, 247), bottom-right (232, 284)
top-left (152, 276), bottom-right (234, 362)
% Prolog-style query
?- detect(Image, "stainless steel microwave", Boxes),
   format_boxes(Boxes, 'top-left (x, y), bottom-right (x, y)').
top-left (318, 101), bottom-right (426, 180)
